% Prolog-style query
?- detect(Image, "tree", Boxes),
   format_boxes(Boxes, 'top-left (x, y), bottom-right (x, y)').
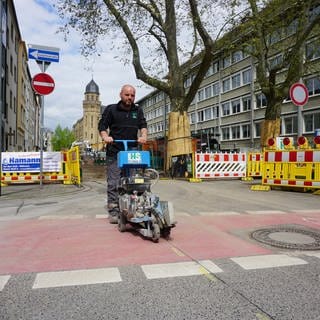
top-left (51, 125), bottom-right (75, 151)
top-left (229, 0), bottom-right (320, 147)
top-left (55, 0), bottom-right (231, 168)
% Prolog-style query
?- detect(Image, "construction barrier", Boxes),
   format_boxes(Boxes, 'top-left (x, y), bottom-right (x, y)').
top-left (195, 152), bottom-right (246, 179)
top-left (62, 147), bottom-right (81, 185)
top-left (262, 149), bottom-right (320, 189)
top-left (1, 147), bottom-right (81, 186)
top-left (246, 152), bottom-right (263, 178)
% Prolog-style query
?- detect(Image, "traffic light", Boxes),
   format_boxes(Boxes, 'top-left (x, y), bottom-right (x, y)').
top-left (283, 137), bottom-right (294, 150)
top-left (297, 136), bottom-right (309, 149)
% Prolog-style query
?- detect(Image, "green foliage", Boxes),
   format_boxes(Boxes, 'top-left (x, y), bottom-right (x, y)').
top-left (51, 125), bottom-right (75, 151)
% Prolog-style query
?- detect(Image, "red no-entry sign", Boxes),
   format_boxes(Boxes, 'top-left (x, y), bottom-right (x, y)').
top-left (289, 82), bottom-right (309, 106)
top-left (32, 72), bottom-right (55, 95)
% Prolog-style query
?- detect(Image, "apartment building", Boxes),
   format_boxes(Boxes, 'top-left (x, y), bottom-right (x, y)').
top-left (0, 0), bottom-right (39, 152)
top-left (138, 9), bottom-right (320, 154)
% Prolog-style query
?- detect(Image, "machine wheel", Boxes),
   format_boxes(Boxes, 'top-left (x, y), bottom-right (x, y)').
top-left (118, 212), bottom-right (126, 232)
top-left (152, 223), bottom-right (160, 243)
top-left (161, 227), bottom-right (171, 239)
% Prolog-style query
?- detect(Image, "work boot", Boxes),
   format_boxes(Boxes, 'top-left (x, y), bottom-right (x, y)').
top-left (108, 215), bottom-right (118, 224)
top-left (107, 203), bottom-right (119, 224)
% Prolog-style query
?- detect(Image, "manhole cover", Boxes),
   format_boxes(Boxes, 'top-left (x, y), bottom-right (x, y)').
top-left (251, 225), bottom-right (320, 250)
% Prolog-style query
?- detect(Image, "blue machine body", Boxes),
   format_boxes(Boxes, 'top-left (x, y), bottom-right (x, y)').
top-left (117, 150), bottom-right (150, 169)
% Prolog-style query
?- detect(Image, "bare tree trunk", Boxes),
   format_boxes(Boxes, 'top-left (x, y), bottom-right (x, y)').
top-left (166, 112), bottom-right (192, 170)
top-left (260, 119), bottom-right (281, 148)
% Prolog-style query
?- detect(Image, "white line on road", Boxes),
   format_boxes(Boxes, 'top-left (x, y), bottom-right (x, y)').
top-left (0, 275), bottom-right (10, 291)
top-left (231, 254), bottom-right (308, 270)
top-left (38, 215), bottom-right (85, 220)
top-left (199, 211), bottom-right (240, 216)
top-left (141, 260), bottom-right (223, 279)
top-left (245, 210), bottom-right (286, 215)
top-left (32, 268), bottom-right (122, 289)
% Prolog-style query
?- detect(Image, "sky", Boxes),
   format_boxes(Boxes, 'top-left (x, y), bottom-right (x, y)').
top-left (13, 0), bottom-right (153, 131)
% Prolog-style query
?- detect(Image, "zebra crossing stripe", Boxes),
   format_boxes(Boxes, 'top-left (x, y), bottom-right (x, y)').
top-left (0, 275), bottom-right (10, 291)
top-left (32, 267), bottom-right (121, 289)
top-left (231, 254), bottom-right (308, 270)
top-left (141, 260), bottom-right (223, 279)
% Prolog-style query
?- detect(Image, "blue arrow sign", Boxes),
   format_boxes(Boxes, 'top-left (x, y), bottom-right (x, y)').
top-left (28, 48), bottom-right (60, 63)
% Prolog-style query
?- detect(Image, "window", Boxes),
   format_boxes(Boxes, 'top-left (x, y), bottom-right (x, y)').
top-left (269, 54), bottom-right (283, 69)
top-left (204, 108), bottom-right (212, 120)
top-left (222, 55), bottom-right (231, 68)
top-left (190, 112), bottom-right (196, 124)
top-left (222, 102), bottom-right (230, 116)
top-left (232, 51), bottom-right (242, 63)
top-left (212, 82), bottom-right (219, 96)
top-left (222, 78), bottom-right (230, 92)
top-left (231, 99), bottom-right (241, 114)
top-left (256, 93), bottom-right (267, 108)
top-left (306, 77), bottom-right (320, 96)
top-left (306, 40), bottom-right (320, 60)
top-left (283, 116), bottom-right (297, 135)
top-left (197, 88), bottom-right (204, 101)
top-left (255, 122), bottom-right (261, 137)
top-left (231, 126), bottom-right (240, 139)
top-left (242, 69), bottom-right (252, 84)
top-left (197, 110), bottom-right (204, 122)
top-left (212, 61), bottom-right (219, 74)
top-left (222, 127), bottom-right (230, 140)
top-left (305, 112), bottom-right (320, 132)
top-left (232, 74), bottom-right (241, 89)
top-left (242, 124), bottom-right (251, 138)
top-left (204, 85), bottom-right (212, 99)
top-left (242, 96), bottom-right (251, 111)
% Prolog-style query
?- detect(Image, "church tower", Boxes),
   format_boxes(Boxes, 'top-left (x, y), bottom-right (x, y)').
top-left (82, 79), bottom-right (101, 150)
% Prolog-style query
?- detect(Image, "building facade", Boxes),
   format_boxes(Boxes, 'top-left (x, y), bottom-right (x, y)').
top-left (0, 0), bottom-right (39, 152)
top-left (138, 25), bottom-right (320, 154)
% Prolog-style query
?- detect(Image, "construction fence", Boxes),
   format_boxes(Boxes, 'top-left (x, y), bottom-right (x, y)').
top-left (1, 146), bottom-right (81, 186)
top-left (193, 135), bottom-right (320, 192)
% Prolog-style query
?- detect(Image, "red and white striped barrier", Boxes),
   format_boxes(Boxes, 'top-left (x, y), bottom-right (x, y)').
top-left (195, 152), bottom-right (246, 179)
top-left (264, 150), bottom-right (320, 162)
top-left (1, 173), bottom-right (67, 183)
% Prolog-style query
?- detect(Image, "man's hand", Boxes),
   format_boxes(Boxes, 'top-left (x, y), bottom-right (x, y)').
top-left (103, 136), bottom-right (114, 144)
top-left (137, 136), bottom-right (147, 144)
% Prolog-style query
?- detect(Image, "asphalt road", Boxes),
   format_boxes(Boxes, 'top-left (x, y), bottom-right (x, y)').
top-left (0, 179), bottom-right (320, 320)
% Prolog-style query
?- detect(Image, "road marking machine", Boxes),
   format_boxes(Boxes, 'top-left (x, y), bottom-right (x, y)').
top-left (116, 140), bottom-right (176, 242)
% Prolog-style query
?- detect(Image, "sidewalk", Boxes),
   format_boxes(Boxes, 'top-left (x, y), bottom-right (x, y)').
top-left (0, 182), bottom-right (86, 200)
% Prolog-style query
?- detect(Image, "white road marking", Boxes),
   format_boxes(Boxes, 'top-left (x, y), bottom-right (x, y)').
top-left (32, 268), bottom-right (121, 289)
top-left (245, 210), bottom-right (286, 215)
top-left (305, 252), bottom-right (320, 258)
top-left (0, 275), bottom-right (10, 291)
top-left (96, 214), bottom-right (108, 219)
top-left (231, 254), bottom-right (308, 270)
top-left (141, 260), bottom-right (223, 279)
top-left (199, 211), bottom-right (240, 216)
top-left (175, 211), bottom-right (191, 216)
top-left (38, 215), bottom-right (85, 220)
top-left (292, 209), bottom-right (320, 214)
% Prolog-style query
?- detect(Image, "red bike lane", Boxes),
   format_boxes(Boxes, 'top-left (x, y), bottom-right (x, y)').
top-left (1, 211), bottom-right (320, 275)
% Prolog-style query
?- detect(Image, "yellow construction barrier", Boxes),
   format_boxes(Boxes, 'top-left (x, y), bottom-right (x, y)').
top-left (262, 149), bottom-right (320, 190)
top-left (246, 152), bottom-right (263, 178)
top-left (1, 147), bottom-right (81, 186)
top-left (62, 146), bottom-right (81, 185)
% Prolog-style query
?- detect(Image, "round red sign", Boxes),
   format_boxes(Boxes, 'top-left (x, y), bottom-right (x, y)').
top-left (32, 73), bottom-right (55, 95)
top-left (289, 83), bottom-right (309, 106)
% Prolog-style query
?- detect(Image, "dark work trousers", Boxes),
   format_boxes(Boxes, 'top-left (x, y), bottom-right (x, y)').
top-left (106, 157), bottom-right (121, 209)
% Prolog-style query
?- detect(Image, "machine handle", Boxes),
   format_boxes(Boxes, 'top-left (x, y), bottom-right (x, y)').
top-left (114, 140), bottom-right (137, 151)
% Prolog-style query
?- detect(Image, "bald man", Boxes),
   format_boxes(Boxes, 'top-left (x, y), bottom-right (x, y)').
top-left (98, 85), bottom-right (148, 223)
